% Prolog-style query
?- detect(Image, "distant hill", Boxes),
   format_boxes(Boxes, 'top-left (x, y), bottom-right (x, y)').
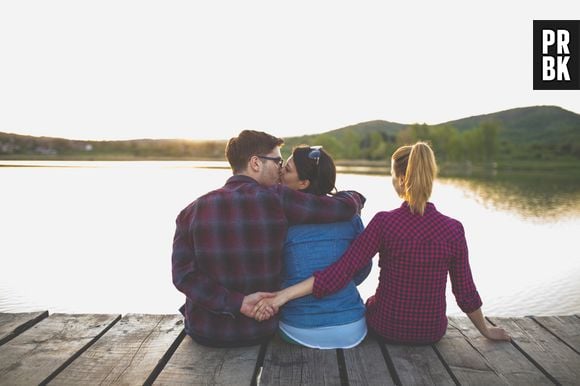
top-left (326, 120), bottom-right (407, 138)
top-left (284, 120), bottom-right (405, 146)
top-left (439, 105), bottom-right (580, 144)
top-left (1, 105), bottom-right (579, 161)
top-left (289, 105), bottom-right (580, 145)
top-left (282, 105), bottom-right (580, 162)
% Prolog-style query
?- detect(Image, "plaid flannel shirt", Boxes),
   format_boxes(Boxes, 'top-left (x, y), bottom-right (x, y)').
top-left (172, 175), bottom-right (365, 344)
top-left (313, 202), bottom-right (482, 344)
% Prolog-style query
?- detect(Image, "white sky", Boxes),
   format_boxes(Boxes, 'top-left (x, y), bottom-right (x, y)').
top-left (1, 1), bottom-right (579, 141)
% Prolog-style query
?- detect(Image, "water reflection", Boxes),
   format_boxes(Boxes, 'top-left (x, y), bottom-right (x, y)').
top-left (443, 171), bottom-right (580, 221)
top-left (0, 161), bottom-right (579, 316)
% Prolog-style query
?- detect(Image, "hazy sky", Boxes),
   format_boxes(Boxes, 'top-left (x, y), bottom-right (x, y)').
top-left (1, 1), bottom-right (579, 140)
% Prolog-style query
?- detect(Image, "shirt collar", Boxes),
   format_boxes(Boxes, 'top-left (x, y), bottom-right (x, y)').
top-left (226, 174), bottom-right (259, 186)
top-left (401, 201), bottom-right (436, 213)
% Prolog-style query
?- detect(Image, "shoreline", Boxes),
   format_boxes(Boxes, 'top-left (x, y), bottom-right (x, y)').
top-left (2, 157), bottom-right (578, 176)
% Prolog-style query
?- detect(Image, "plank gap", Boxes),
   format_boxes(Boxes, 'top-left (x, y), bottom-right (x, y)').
top-left (378, 341), bottom-right (402, 386)
top-left (486, 317), bottom-right (559, 386)
top-left (448, 320), bottom-right (509, 383)
top-left (143, 328), bottom-right (187, 386)
top-left (0, 311), bottom-right (49, 346)
top-left (431, 344), bottom-right (460, 386)
top-left (251, 340), bottom-right (270, 386)
top-left (531, 316), bottom-right (580, 356)
top-left (38, 314), bottom-right (122, 386)
top-left (336, 349), bottom-right (349, 386)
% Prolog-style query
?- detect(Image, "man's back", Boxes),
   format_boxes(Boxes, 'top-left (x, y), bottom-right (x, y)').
top-left (173, 175), bottom-right (282, 345)
top-left (172, 174), bottom-right (364, 346)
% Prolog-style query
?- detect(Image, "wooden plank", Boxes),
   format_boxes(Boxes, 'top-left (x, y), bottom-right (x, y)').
top-left (385, 342), bottom-right (453, 385)
top-left (435, 320), bottom-right (507, 385)
top-left (0, 313), bottom-right (120, 385)
top-left (153, 335), bottom-right (261, 385)
top-left (260, 334), bottom-right (341, 385)
top-left (449, 316), bottom-right (551, 385)
top-left (0, 311), bottom-right (48, 346)
top-left (343, 336), bottom-right (395, 386)
top-left (490, 317), bottom-right (580, 385)
top-left (50, 314), bottom-right (184, 385)
top-left (532, 315), bottom-right (580, 354)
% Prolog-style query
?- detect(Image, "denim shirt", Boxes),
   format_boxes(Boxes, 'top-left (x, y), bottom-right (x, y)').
top-left (281, 215), bottom-right (371, 328)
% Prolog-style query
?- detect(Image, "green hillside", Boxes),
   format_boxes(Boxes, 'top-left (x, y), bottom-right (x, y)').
top-left (284, 105), bottom-right (580, 162)
top-left (1, 105), bottom-right (579, 163)
top-left (441, 105), bottom-right (580, 144)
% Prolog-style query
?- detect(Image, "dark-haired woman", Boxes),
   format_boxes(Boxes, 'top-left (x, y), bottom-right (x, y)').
top-left (256, 142), bottom-right (510, 344)
top-left (277, 145), bottom-right (372, 349)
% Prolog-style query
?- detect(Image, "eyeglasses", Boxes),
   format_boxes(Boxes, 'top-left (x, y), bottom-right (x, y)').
top-left (308, 146), bottom-right (323, 166)
top-left (257, 155), bottom-right (284, 168)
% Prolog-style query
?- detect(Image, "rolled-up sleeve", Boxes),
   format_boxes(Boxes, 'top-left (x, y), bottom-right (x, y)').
top-left (449, 223), bottom-right (483, 313)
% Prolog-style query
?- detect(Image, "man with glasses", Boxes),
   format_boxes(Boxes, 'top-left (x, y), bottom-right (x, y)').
top-left (172, 130), bottom-right (365, 348)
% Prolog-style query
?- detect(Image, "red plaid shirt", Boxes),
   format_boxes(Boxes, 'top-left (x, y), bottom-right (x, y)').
top-left (313, 202), bottom-right (482, 344)
top-left (172, 175), bottom-right (365, 344)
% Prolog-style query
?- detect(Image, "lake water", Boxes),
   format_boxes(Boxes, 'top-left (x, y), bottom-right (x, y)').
top-left (1, 160), bottom-right (579, 317)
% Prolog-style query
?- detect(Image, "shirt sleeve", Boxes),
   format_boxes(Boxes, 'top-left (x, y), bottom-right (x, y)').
top-left (171, 209), bottom-right (245, 317)
top-left (279, 187), bottom-right (365, 225)
top-left (351, 216), bottom-right (372, 286)
top-left (313, 213), bottom-right (384, 297)
top-left (449, 222), bottom-right (483, 313)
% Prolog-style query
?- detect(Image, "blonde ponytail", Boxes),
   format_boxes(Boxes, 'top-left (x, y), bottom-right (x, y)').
top-left (392, 142), bottom-right (438, 215)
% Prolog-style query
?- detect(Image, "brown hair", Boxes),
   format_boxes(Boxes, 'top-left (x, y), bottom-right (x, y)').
top-left (391, 142), bottom-right (438, 215)
top-left (225, 130), bottom-right (284, 173)
top-left (292, 145), bottom-right (336, 196)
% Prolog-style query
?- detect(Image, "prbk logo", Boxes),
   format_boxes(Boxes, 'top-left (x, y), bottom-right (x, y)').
top-left (533, 20), bottom-right (580, 90)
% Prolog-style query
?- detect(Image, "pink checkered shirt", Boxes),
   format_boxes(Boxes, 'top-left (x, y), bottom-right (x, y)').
top-left (313, 202), bottom-right (482, 344)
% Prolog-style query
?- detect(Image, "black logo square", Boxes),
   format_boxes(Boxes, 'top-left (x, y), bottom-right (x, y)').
top-left (533, 20), bottom-right (580, 90)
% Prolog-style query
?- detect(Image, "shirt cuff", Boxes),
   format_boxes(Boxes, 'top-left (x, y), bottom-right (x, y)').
top-left (458, 291), bottom-right (483, 314)
top-left (312, 271), bottom-right (327, 298)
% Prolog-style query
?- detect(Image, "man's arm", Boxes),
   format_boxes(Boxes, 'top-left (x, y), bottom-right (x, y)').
top-left (172, 210), bottom-right (246, 317)
top-left (279, 187), bottom-right (366, 225)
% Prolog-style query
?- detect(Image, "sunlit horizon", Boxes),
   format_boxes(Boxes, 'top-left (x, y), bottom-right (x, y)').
top-left (3, 103), bottom-right (580, 142)
top-left (1, 1), bottom-right (579, 142)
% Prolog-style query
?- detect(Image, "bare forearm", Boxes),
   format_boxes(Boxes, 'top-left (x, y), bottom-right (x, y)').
top-left (467, 308), bottom-right (488, 335)
top-left (277, 277), bottom-right (315, 306)
top-left (252, 277), bottom-right (315, 321)
top-left (467, 308), bottom-right (511, 341)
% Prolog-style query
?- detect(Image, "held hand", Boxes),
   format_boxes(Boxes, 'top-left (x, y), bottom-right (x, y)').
top-left (253, 293), bottom-right (287, 322)
top-left (483, 326), bottom-right (511, 341)
top-left (253, 298), bottom-right (280, 322)
top-left (240, 292), bottom-right (276, 319)
top-left (254, 290), bottom-right (288, 321)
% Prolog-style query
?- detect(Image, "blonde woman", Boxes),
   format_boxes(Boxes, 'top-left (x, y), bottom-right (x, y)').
top-left (254, 142), bottom-right (510, 344)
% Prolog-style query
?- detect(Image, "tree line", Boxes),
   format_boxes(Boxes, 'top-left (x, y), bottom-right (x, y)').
top-left (285, 122), bottom-right (501, 163)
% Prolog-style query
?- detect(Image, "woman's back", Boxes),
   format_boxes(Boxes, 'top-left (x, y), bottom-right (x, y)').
top-left (281, 215), bottom-right (369, 329)
top-left (365, 202), bottom-right (481, 343)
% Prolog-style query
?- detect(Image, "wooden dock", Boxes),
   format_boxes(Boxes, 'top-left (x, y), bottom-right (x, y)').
top-left (0, 312), bottom-right (579, 385)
